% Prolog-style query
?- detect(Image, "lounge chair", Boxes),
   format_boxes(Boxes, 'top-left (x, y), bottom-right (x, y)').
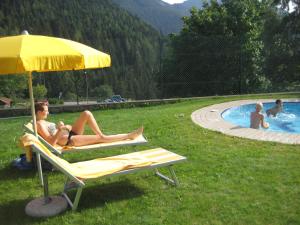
top-left (21, 133), bottom-right (186, 211)
top-left (24, 122), bottom-right (148, 155)
top-left (24, 122), bottom-right (147, 187)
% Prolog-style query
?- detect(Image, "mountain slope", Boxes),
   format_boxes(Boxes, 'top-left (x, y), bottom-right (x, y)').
top-left (0, 0), bottom-right (161, 100)
top-left (172, 0), bottom-right (203, 16)
top-left (112, 0), bottom-right (203, 35)
top-left (112, 0), bottom-right (184, 34)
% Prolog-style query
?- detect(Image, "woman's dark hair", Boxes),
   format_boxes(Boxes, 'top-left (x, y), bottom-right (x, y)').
top-left (35, 102), bottom-right (48, 114)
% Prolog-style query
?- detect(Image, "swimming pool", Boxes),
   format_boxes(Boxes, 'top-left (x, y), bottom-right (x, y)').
top-left (222, 102), bottom-right (300, 134)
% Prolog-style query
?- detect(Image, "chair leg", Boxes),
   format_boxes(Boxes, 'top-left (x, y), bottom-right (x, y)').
top-left (63, 177), bottom-right (70, 190)
top-left (155, 165), bottom-right (179, 186)
top-left (62, 178), bottom-right (84, 211)
top-left (168, 166), bottom-right (179, 186)
top-left (36, 153), bottom-right (44, 186)
top-left (72, 187), bottom-right (83, 211)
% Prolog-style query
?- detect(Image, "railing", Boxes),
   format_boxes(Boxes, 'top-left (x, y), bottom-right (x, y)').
top-left (0, 92), bottom-right (299, 118)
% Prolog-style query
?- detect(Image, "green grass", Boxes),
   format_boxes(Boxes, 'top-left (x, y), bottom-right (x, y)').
top-left (0, 93), bottom-right (299, 225)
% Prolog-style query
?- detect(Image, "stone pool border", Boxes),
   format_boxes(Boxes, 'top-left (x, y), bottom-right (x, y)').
top-left (191, 99), bottom-right (300, 145)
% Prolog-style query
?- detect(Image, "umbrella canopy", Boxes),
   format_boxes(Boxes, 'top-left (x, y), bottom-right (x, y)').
top-left (0, 32), bottom-right (111, 186)
top-left (0, 34), bottom-right (111, 74)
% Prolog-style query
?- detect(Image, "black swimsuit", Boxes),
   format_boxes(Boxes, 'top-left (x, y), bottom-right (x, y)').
top-left (66, 130), bottom-right (77, 146)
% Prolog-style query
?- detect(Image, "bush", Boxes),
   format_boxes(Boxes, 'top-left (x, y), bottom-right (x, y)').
top-left (92, 85), bottom-right (114, 101)
top-left (64, 92), bottom-right (77, 101)
top-left (48, 98), bottom-right (64, 105)
top-left (33, 84), bottom-right (47, 99)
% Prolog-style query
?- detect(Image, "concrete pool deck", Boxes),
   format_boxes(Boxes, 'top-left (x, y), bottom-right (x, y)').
top-left (191, 99), bottom-right (300, 145)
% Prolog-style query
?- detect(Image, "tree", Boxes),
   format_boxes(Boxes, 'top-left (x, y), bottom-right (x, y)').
top-left (70, 71), bottom-right (84, 105)
top-left (223, 0), bottom-right (268, 93)
top-left (0, 75), bottom-right (27, 98)
top-left (92, 85), bottom-right (114, 101)
top-left (262, 1), bottom-right (300, 90)
top-left (161, 0), bottom-right (270, 97)
top-left (33, 84), bottom-right (47, 100)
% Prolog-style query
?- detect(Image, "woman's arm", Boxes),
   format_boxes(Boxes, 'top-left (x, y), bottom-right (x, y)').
top-left (37, 122), bottom-right (66, 146)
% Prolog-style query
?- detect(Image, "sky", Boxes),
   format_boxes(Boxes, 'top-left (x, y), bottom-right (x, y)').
top-left (161, 0), bottom-right (187, 4)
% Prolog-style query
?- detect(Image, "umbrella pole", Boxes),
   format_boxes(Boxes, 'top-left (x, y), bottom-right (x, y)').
top-left (28, 71), bottom-right (44, 186)
top-left (26, 72), bottom-right (67, 217)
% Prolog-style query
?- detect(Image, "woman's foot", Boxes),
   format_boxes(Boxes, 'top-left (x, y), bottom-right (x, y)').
top-left (128, 126), bottom-right (144, 139)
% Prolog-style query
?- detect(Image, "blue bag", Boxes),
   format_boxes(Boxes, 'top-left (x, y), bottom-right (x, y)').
top-left (12, 154), bottom-right (34, 170)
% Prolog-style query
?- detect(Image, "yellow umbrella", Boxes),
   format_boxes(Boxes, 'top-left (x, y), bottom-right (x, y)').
top-left (0, 34), bottom-right (111, 74)
top-left (0, 32), bottom-right (111, 185)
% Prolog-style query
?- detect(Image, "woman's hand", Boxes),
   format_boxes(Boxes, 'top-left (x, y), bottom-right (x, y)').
top-left (56, 121), bottom-right (64, 129)
top-left (57, 121), bottom-right (71, 132)
top-left (65, 125), bottom-right (72, 132)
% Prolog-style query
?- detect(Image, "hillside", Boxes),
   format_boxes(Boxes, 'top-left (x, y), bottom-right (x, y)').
top-left (172, 0), bottom-right (203, 16)
top-left (0, 0), bottom-right (162, 100)
top-left (112, 0), bottom-right (203, 35)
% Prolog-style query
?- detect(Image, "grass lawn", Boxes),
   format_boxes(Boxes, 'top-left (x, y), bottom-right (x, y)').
top-left (0, 93), bottom-right (299, 225)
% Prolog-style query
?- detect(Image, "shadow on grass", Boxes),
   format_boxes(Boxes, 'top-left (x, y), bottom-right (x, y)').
top-left (0, 180), bottom-right (144, 223)
top-left (0, 165), bottom-right (37, 181)
top-left (75, 179), bottom-right (145, 210)
top-left (0, 197), bottom-right (43, 225)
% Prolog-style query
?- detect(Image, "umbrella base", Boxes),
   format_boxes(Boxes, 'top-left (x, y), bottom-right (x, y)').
top-left (25, 196), bottom-right (68, 217)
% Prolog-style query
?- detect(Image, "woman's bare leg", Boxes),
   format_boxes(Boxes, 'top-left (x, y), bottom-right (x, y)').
top-left (71, 127), bottom-right (143, 146)
top-left (71, 110), bottom-right (103, 135)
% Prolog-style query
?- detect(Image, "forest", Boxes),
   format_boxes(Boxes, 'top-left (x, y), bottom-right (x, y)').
top-left (0, 0), bottom-right (299, 102)
top-left (0, 0), bottom-right (161, 102)
top-left (161, 0), bottom-right (300, 97)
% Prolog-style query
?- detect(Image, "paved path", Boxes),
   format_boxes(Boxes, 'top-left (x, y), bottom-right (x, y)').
top-left (191, 99), bottom-right (300, 145)
top-left (64, 101), bottom-right (97, 105)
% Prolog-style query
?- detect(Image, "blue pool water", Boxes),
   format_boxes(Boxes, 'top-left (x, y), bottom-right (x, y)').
top-left (222, 102), bottom-right (300, 134)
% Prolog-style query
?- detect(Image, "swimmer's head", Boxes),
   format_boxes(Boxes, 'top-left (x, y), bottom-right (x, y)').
top-left (256, 102), bottom-right (263, 111)
top-left (276, 99), bottom-right (282, 106)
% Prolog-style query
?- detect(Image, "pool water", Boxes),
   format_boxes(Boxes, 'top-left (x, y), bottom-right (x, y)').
top-left (222, 102), bottom-right (300, 134)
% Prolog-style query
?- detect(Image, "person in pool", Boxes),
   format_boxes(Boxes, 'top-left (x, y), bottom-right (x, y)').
top-left (250, 102), bottom-right (269, 129)
top-left (266, 99), bottom-right (283, 117)
top-left (35, 102), bottom-right (143, 147)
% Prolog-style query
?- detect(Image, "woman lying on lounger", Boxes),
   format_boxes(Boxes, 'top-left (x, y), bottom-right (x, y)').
top-left (35, 102), bottom-right (143, 147)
